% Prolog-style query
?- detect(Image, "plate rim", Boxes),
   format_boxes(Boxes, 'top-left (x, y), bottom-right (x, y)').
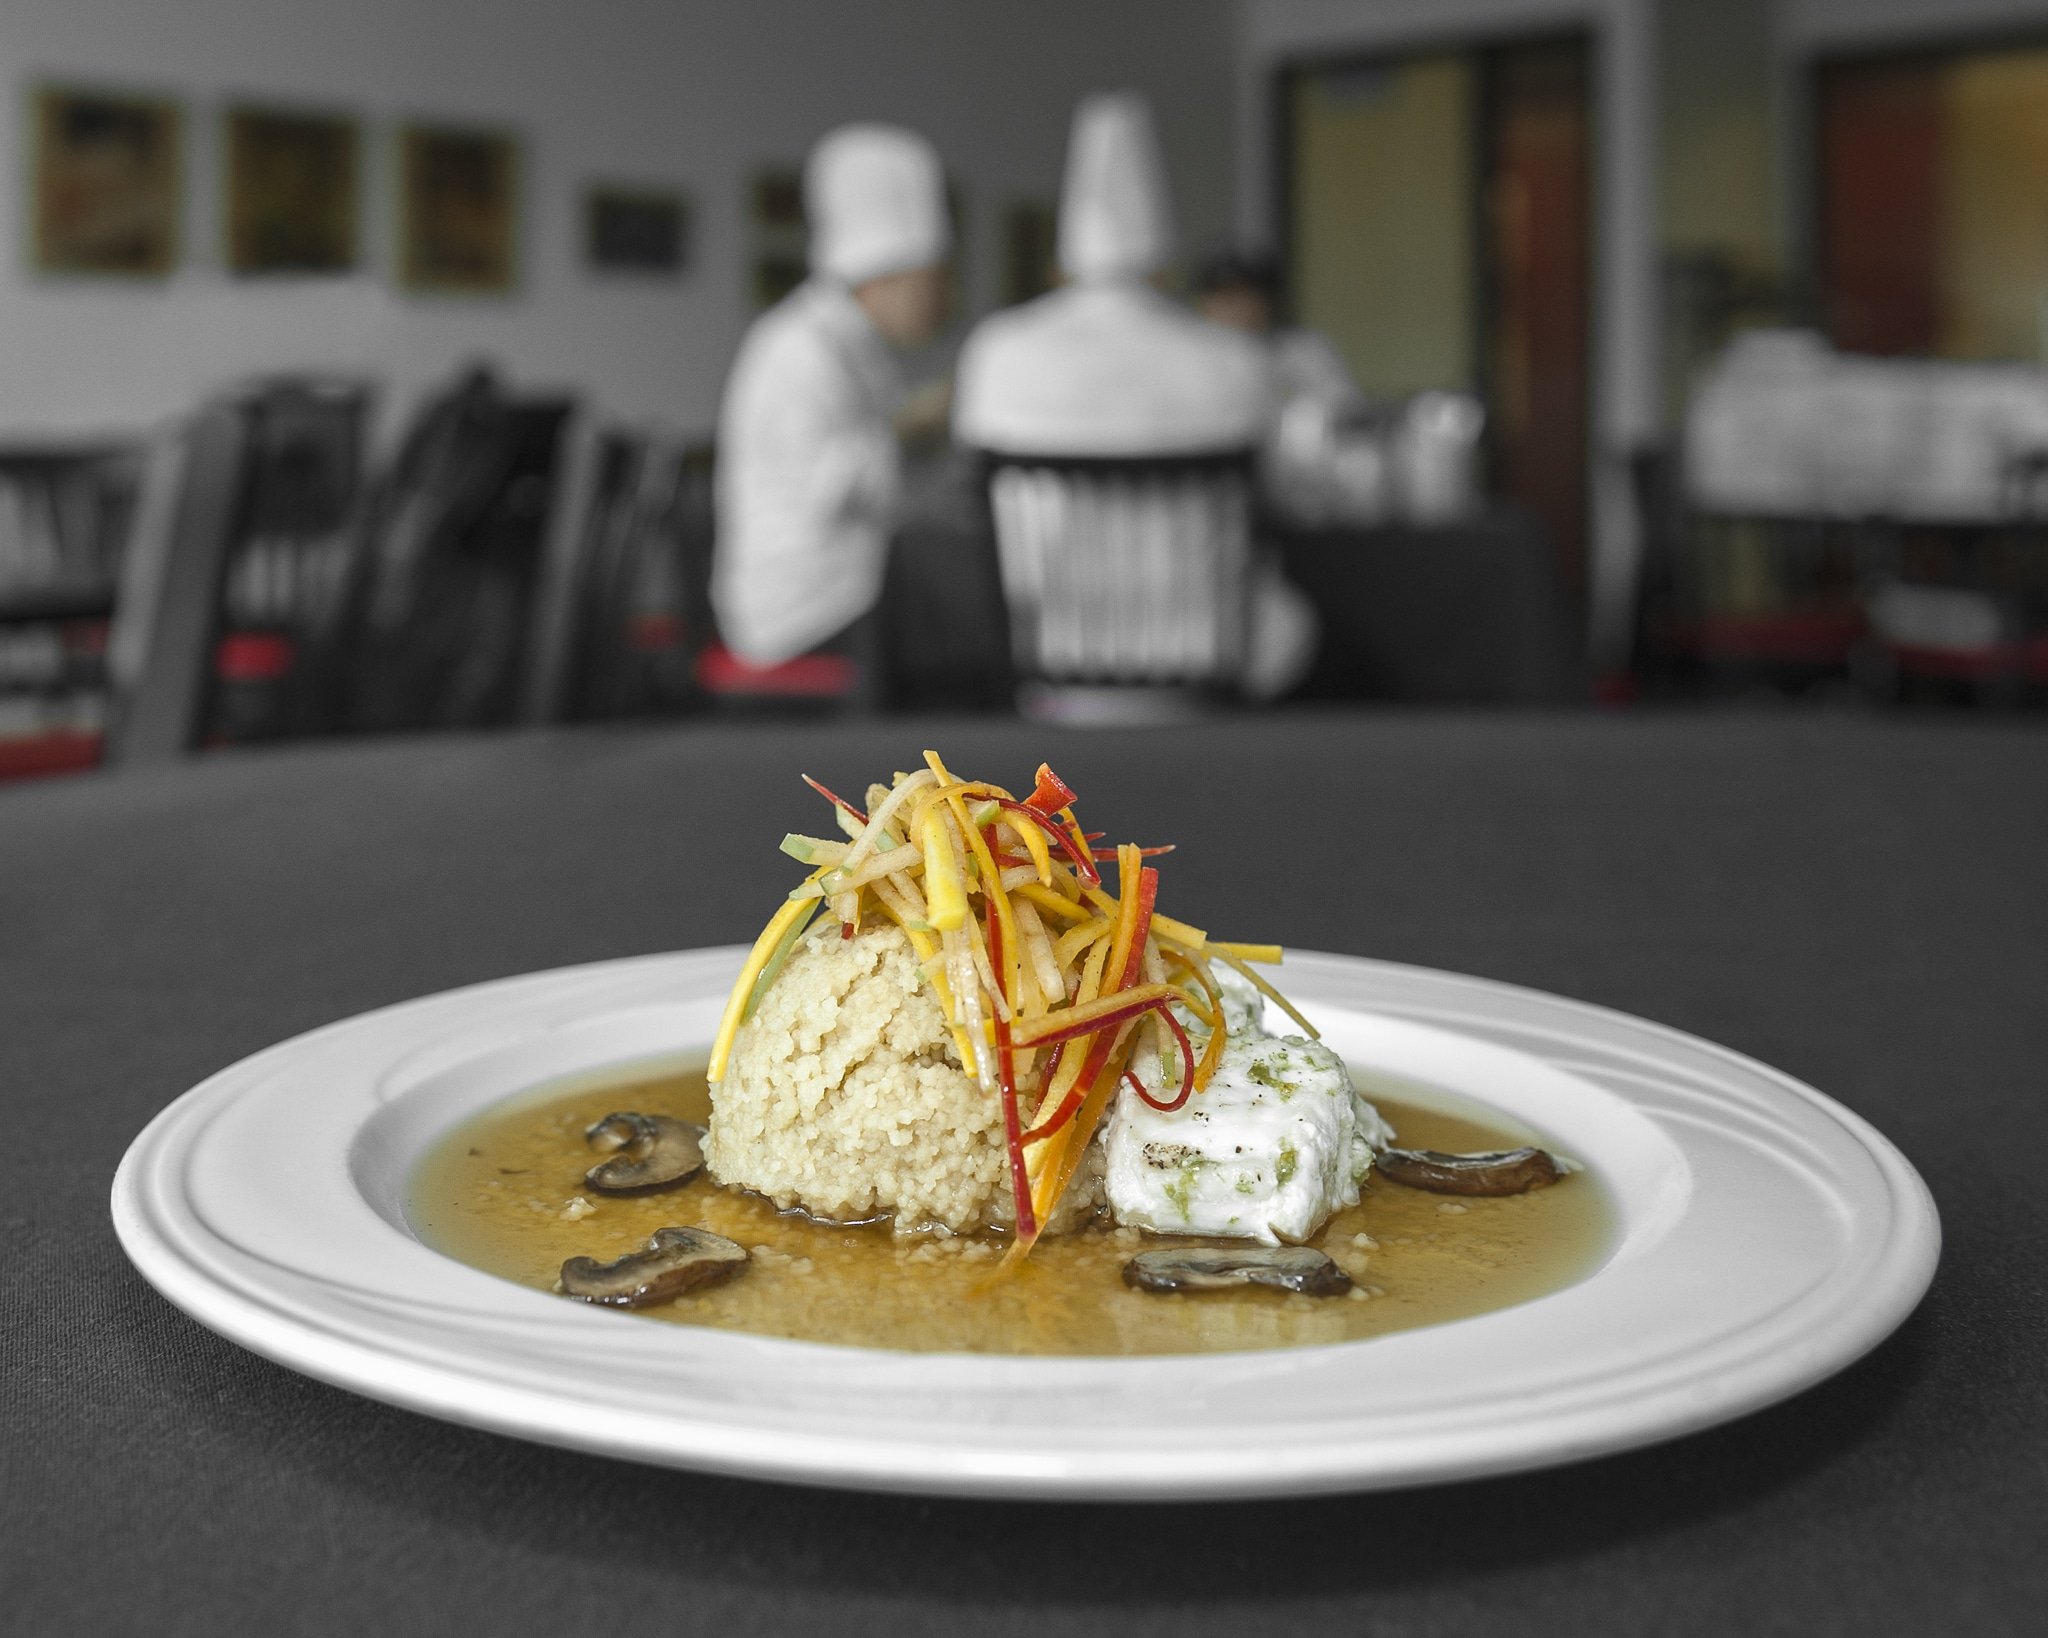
top-left (110, 946), bottom-right (1942, 1501)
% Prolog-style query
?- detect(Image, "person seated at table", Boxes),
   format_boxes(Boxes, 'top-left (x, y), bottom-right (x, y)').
top-left (711, 123), bottom-right (951, 669)
top-left (1192, 242), bottom-right (1389, 528)
top-left (1193, 243), bottom-right (1363, 415)
top-left (955, 94), bottom-right (1265, 457)
top-left (953, 93), bottom-right (1314, 699)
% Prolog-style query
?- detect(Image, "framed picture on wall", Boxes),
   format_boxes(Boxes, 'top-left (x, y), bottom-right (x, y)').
top-left (585, 186), bottom-right (689, 275)
top-left (225, 104), bottom-right (359, 275)
top-left (749, 166), bottom-right (806, 309)
top-left (31, 85), bottom-right (182, 277)
top-left (399, 123), bottom-right (518, 294)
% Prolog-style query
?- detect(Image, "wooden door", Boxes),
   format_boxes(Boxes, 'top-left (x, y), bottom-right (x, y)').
top-left (1283, 36), bottom-right (1591, 586)
top-left (1483, 39), bottom-right (1591, 587)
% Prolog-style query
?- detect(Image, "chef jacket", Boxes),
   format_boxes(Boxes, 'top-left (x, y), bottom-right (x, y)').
top-left (953, 281), bottom-right (1269, 456)
top-left (712, 278), bottom-right (904, 666)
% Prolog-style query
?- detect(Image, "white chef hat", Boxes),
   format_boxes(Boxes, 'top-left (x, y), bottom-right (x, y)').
top-left (805, 123), bottom-right (950, 285)
top-left (1056, 92), bottom-right (1176, 283)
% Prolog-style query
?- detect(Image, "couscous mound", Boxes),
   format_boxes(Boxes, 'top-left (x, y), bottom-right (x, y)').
top-left (705, 919), bottom-right (1100, 1234)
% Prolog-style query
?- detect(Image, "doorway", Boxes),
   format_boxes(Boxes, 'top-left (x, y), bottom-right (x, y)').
top-left (1817, 40), bottom-right (2048, 361)
top-left (1279, 35), bottom-right (1592, 585)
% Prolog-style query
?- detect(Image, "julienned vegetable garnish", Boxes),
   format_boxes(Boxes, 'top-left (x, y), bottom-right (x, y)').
top-left (707, 751), bottom-right (1308, 1266)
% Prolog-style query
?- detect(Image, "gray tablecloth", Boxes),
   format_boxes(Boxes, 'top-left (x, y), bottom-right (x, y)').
top-left (4, 712), bottom-right (2043, 1635)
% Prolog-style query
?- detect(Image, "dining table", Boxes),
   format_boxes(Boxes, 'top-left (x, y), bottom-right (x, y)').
top-left (3, 708), bottom-right (2042, 1635)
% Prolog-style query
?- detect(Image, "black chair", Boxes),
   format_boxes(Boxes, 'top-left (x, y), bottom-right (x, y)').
top-left (553, 432), bottom-right (704, 722)
top-left (337, 369), bottom-right (576, 734)
top-left (0, 440), bottom-right (143, 779)
top-left (980, 447), bottom-right (1255, 715)
top-left (106, 378), bottom-right (371, 764)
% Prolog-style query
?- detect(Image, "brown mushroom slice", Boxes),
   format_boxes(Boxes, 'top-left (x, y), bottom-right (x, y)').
top-left (1376, 1145), bottom-right (1564, 1196)
top-left (559, 1227), bottom-right (747, 1307)
top-left (582, 1111), bottom-right (704, 1193)
top-left (1122, 1245), bottom-right (1352, 1297)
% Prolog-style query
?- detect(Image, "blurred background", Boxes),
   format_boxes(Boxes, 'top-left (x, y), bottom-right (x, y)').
top-left (7, 0), bottom-right (2048, 783)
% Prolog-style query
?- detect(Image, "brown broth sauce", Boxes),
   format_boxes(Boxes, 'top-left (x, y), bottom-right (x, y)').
top-left (410, 1062), bottom-right (1613, 1356)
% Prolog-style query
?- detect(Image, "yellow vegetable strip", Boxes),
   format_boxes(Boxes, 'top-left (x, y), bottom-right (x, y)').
top-left (992, 806), bottom-right (1054, 886)
top-left (952, 794), bottom-right (1022, 1008)
top-left (872, 881), bottom-right (979, 1072)
top-left (840, 768), bottom-right (934, 876)
top-left (707, 867), bottom-right (831, 1082)
top-left (1012, 897), bottom-right (1064, 1012)
top-left (779, 833), bottom-right (849, 865)
top-left (1027, 935), bottom-right (1112, 1126)
top-left (1008, 980), bottom-right (1185, 1048)
top-left (1215, 947), bottom-right (1319, 1039)
top-left (1015, 881), bottom-right (1091, 924)
top-left (1082, 881), bottom-right (1204, 951)
top-left (1053, 1027), bottom-right (1138, 1190)
top-left (967, 929), bottom-right (1012, 1023)
top-left (1165, 950), bottom-right (1223, 1027)
top-left (1100, 845), bottom-right (1144, 1009)
top-left (1165, 950), bottom-right (1230, 1093)
top-left (805, 844), bottom-right (930, 898)
top-left (1018, 1022), bottom-right (1140, 1239)
top-left (1053, 917), bottom-right (1111, 971)
top-left (1020, 1020), bottom-right (1134, 1234)
top-left (919, 806), bottom-right (968, 931)
top-left (1210, 940), bottom-right (1282, 964)
top-left (942, 923), bottom-right (996, 1092)
top-left (742, 905), bottom-right (823, 1035)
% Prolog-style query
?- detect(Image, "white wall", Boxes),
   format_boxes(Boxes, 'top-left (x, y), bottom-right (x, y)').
top-left (1236, 0), bottom-right (1660, 661)
top-left (0, 0), bottom-right (1238, 443)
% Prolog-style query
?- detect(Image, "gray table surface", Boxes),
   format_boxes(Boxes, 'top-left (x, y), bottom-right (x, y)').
top-left (4, 711), bottom-right (2043, 1636)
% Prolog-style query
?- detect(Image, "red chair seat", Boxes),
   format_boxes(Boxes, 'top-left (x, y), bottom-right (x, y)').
top-left (1665, 605), bottom-right (1866, 665)
top-left (692, 643), bottom-right (858, 698)
top-left (213, 632), bottom-right (297, 683)
top-left (0, 730), bottom-right (102, 782)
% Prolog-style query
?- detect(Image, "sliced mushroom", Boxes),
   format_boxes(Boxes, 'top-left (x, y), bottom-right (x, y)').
top-left (582, 1111), bottom-right (704, 1193)
top-left (1122, 1245), bottom-right (1352, 1297)
top-left (559, 1226), bottom-right (747, 1307)
top-left (1376, 1145), bottom-right (1564, 1196)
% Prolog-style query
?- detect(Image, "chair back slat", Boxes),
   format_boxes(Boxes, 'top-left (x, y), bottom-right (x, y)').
top-left (986, 450), bottom-right (1252, 692)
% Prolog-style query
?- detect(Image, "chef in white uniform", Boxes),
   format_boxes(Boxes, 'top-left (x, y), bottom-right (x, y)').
top-left (952, 93), bottom-right (1314, 698)
top-left (954, 95), bottom-right (1266, 455)
top-left (712, 124), bottom-right (951, 666)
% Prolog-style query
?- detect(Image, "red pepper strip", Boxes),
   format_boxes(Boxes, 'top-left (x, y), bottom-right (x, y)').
top-left (986, 911), bottom-right (1037, 1240)
top-left (1060, 816), bottom-right (1100, 886)
top-left (993, 798), bottom-right (1099, 888)
top-left (801, 774), bottom-right (866, 825)
top-left (1090, 845), bottom-right (1176, 860)
top-left (1025, 764), bottom-right (1078, 814)
top-left (1128, 1006), bottom-right (1197, 1112)
top-left (1018, 866), bottom-right (1159, 1141)
top-left (1021, 1008), bottom-right (1144, 1142)
top-left (1020, 1084), bottom-right (1084, 1144)
top-left (1011, 987), bottom-right (1177, 1049)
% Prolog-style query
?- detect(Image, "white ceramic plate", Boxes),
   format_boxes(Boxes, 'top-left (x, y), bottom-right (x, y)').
top-left (112, 949), bottom-right (1939, 1501)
